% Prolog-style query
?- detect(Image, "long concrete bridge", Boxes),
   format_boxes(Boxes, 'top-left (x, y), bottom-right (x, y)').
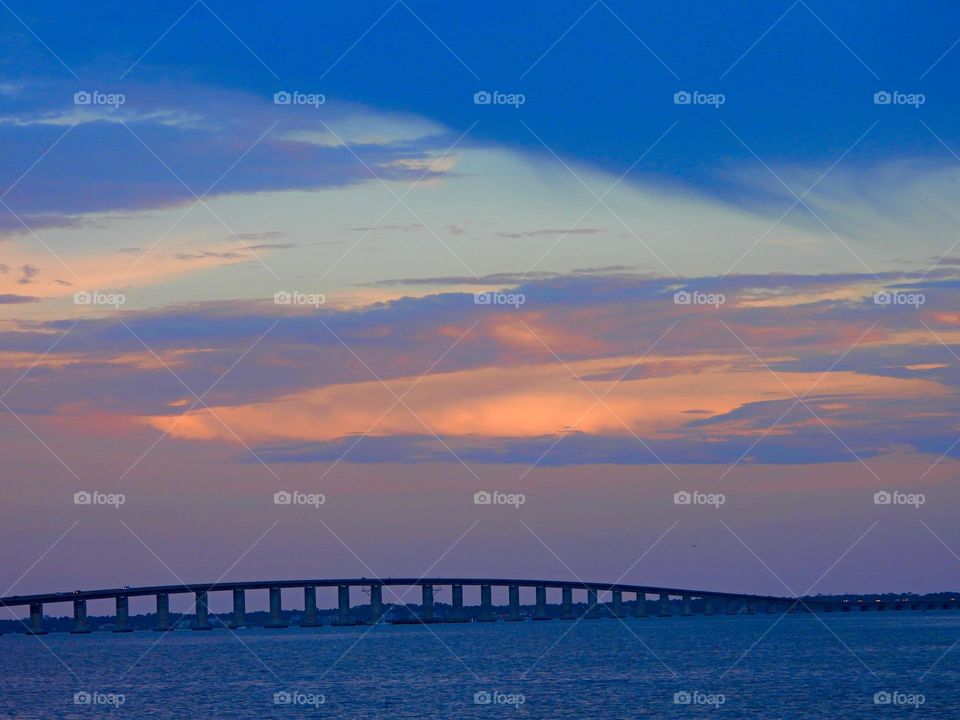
top-left (1, 578), bottom-right (955, 634)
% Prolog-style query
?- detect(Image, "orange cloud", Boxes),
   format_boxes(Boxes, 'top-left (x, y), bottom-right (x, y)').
top-left (138, 356), bottom-right (943, 445)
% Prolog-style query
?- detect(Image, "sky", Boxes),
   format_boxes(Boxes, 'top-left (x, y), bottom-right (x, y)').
top-left (2, 0), bottom-right (960, 615)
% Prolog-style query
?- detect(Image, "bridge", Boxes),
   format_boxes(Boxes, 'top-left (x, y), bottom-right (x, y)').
top-left (1, 578), bottom-right (955, 634)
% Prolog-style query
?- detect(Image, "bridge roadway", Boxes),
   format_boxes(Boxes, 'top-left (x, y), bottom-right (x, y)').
top-left (1, 578), bottom-right (954, 634)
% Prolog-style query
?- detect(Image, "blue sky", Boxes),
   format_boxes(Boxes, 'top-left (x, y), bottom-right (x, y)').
top-left (3, 0), bottom-right (959, 176)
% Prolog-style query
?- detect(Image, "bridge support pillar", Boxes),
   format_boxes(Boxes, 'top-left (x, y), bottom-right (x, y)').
top-left (561, 587), bottom-right (574, 619)
top-left (229, 589), bottom-right (246, 628)
top-left (25, 602), bottom-right (46, 635)
top-left (301, 586), bottom-right (319, 627)
top-left (421, 585), bottom-right (434, 622)
top-left (534, 586), bottom-right (549, 620)
top-left (450, 584), bottom-right (463, 621)
top-left (154, 593), bottom-right (171, 631)
top-left (726, 598), bottom-right (738, 615)
top-left (658, 593), bottom-right (671, 617)
top-left (746, 600), bottom-right (757, 615)
top-left (336, 585), bottom-right (352, 625)
top-left (192, 591), bottom-right (212, 630)
top-left (71, 599), bottom-right (91, 634)
top-left (507, 585), bottom-right (522, 620)
top-left (586, 588), bottom-right (600, 619)
top-left (478, 584), bottom-right (495, 621)
top-left (370, 584), bottom-right (383, 624)
top-left (765, 601), bottom-right (776, 614)
top-left (634, 592), bottom-right (647, 617)
top-left (113, 595), bottom-right (132, 632)
top-left (703, 596), bottom-right (715, 616)
top-left (681, 594), bottom-right (693, 616)
top-left (265, 587), bottom-right (287, 628)
top-left (611, 590), bottom-right (624, 618)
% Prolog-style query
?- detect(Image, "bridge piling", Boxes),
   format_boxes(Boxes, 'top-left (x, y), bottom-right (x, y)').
top-left (561, 587), bottom-right (574, 619)
top-left (507, 585), bottom-right (522, 621)
top-left (153, 593), bottom-right (171, 631)
top-left (25, 601), bottom-right (46, 635)
top-left (586, 588), bottom-right (600, 619)
top-left (681, 594), bottom-right (693, 616)
top-left (192, 590), bottom-right (212, 630)
top-left (301, 586), bottom-right (319, 627)
top-left (746, 600), bottom-right (757, 615)
top-left (704, 596), bottom-right (715, 616)
top-left (533, 586), bottom-right (550, 620)
top-left (478, 584), bottom-right (494, 622)
top-left (726, 598), bottom-right (738, 615)
top-left (229, 589), bottom-right (246, 628)
top-left (658, 593), bottom-right (671, 617)
top-left (265, 587), bottom-right (287, 628)
top-left (336, 585), bottom-right (352, 625)
top-left (71, 599), bottom-right (91, 634)
top-left (635, 592), bottom-right (647, 617)
top-left (113, 595), bottom-right (132, 632)
top-left (370, 584), bottom-right (383, 624)
top-left (450, 584), bottom-right (464, 621)
top-left (611, 590), bottom-right (624, 618)
top-left (421, 585), bottom-right (435, 622)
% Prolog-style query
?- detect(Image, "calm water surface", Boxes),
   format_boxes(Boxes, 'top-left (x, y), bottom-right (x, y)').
top-left (1, 613), bottom-right (958, 718)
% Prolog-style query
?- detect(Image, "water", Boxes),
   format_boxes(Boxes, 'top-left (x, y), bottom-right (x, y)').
top-left (1, 613), bottom-right (958, 718)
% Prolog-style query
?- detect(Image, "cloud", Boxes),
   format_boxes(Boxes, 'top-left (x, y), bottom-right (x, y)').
top-left (2, 269), bottom-right (958, 467)
top-left (0, 81), bottom-right (459, 235)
